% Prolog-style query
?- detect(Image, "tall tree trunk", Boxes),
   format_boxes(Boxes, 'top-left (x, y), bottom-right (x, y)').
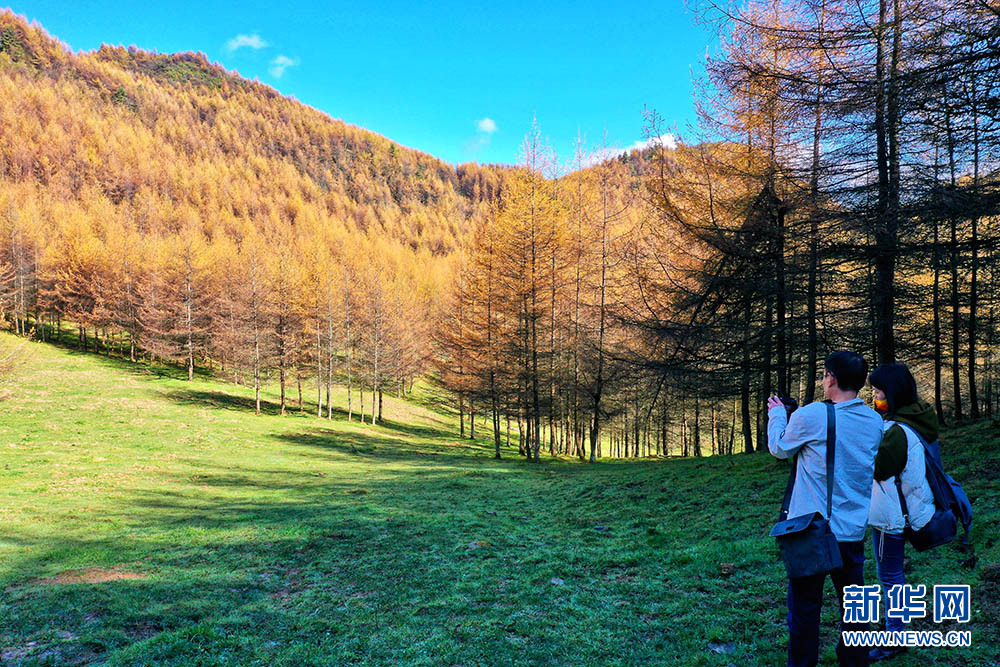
top-left (346, 290), bottom-right (353, 422)
top-left (968, 71), bottom-right (981, 419)
top-left (712, 403), bottom-right (720, 456)
top-left (327, 303), bottom-right (334, 420)
top-left (775, 189), bottom-right (788, 397)
top-left (757, 297), bottom-right (773, 452)
top-left (693, 397), bottom-right (702, 458)
top-left (681, 408), bottom-right (689, 458)
top-left (872, 0), bottom-right (898, 364)
top-left (729, 398), bottom-right (738, 456)
top-left (549, 249), bottom-right (556, 457)
top-left (741, 295), bottom-right (754, 452)
top-left (946, 91), bottom-right (963, 421)
top-left (805, 2), bottom-right (825, 405)
top-left (932, 150), bottom-right (945, 423)
top-left (317, 314), bottom-right (323, 418)
top-left (371, 319), bottom-right (379, 426)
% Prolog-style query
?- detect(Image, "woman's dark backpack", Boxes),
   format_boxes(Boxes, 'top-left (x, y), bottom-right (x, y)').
top-left (897, 424), bottom-right (973, 547)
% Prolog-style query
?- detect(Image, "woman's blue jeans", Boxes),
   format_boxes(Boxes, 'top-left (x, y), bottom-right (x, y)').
top-left (872, 528), bottom-right (906, 633)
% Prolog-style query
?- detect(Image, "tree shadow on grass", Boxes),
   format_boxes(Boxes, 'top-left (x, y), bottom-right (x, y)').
top-left (375, 414), bottom-right (470, 441)
top-left (158, 388), bottom-right (345, 419)
top-left (272, 428), bottom-right (501, 467)
top-left (159, 385), bottom-right (498, 464)
top-left (27, 326), bottom-right (210, 384)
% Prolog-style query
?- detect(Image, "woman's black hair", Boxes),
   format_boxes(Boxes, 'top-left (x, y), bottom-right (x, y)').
top-left (868, 362), bottom-right (918, 414)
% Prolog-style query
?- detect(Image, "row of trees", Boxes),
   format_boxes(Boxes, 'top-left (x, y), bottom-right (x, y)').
top-left (0, 178), bottom-right (446, 420)
top-left (438, 123), bottom-right (674, 461)
top-left (440, 0), bottom-right (1000, 459)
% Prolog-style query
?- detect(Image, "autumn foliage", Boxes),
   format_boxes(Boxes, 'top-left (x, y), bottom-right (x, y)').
top-left (0, 10), bottom-right (502, 418)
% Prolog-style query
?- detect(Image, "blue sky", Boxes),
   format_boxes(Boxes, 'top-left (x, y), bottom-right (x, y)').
top-left (8, 1), bottom-right (716, 167)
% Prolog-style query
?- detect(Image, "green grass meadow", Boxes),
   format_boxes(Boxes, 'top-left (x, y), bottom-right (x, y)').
top-left (1, 333), bottom-right (998, 665)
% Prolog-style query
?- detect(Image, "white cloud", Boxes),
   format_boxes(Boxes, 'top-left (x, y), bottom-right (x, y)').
top-left (465, 117), bottom-right (498, 156)
top-left (269, 55), bottom-right (297, 78)
top-left (629, 133), bottom-right (677, 152)
top-left (582, 134), bottom-right (677, 168)
top-left (225, 33), bottom-right (268, 52)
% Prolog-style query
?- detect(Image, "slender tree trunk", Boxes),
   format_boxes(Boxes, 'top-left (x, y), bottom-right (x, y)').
top-left (775, 191), bottom-right (788, 397)
top-left (741, 297), bottom-right (754, 453)
top-left (933, 150), bottom-right (945, 423)
top-left (757, 297), bottom-right (773, 452)
top-left (327, 303), bottom-right (334, 420)
top-left (371, 320), bottom-right (379, 426)
top-left (729, 398), bottom-right (738, 456)
top-left (317, 314), bottom-right (323, 418)
top-left (693, 397), bottom-right (702, 458)
top-left (946, 93), bottom-right (963, 421)
top-left (459, 392), bottom-right (465, 437)
top-left (492, 380), bottom-right (502, 459)
top-left (712, 403), bottom-right (720, 456)
top-left (968, 75), bottom-right (981, 419)
top-left (872, 0), bottom-right (898, 364)
top-left (346, 290), bottom-right (353, 422)
top-left (805, 24), bottom-right (823, 405)
top-left (681, 408), bottom-right (689, 458)
top-left (279, 363), bottom-right (286, 416)
top-left (254, 335), bottom-right (261, 415)
top-left (517, 409), bottom-right (526, 457)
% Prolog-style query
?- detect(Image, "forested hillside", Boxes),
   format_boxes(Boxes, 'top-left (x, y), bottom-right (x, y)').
top-left (0, 10), bottom-right (503, 420)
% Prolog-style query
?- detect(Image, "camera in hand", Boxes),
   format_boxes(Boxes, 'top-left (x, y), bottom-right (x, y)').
top-left (777, 395), bottom-right (798, 414)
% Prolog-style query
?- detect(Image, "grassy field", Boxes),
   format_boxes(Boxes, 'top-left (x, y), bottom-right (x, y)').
top-left (1, 332), bottom-right (997, 666)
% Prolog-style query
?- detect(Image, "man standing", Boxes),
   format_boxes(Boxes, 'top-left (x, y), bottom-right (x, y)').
top-left (767, 351), bottom-right (883, 667)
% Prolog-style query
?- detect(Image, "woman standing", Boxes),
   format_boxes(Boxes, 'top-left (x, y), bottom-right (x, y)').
top-left (867, 362), bottom-right (938, 662)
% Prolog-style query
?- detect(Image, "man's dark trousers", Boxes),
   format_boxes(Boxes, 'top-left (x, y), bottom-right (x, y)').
top-left (786, 540), bottom-right (869, 666)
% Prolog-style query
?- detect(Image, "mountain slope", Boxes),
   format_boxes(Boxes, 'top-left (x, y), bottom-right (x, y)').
top-left (0, 10), bottom-right (505, 254)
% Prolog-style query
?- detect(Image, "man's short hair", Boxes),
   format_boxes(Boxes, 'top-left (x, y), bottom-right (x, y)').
top-left (824, 351), bottom-right (868, 393)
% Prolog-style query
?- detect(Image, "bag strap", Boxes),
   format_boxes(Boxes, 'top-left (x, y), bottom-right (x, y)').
top-left (779, 455), bottom-right (797, 521)
top-left (825, 402), bottom-right (836, 519)
top-left (779, 402), bottom-right (836, 521)
top-left (894, 476), bottom-right (912, 528)
top-left (897, 422), bottom-right (944, 474)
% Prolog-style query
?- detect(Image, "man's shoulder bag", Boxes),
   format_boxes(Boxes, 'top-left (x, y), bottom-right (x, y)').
top-left (769, 402), bottom-right (843, 579)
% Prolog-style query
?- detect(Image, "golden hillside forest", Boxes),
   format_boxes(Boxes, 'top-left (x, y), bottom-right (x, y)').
top-left (2, 2), bottom-right (999, 460)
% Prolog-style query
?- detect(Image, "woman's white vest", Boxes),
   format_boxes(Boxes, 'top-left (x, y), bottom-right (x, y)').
top-left (868, 420), bottom-right (936, 535)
